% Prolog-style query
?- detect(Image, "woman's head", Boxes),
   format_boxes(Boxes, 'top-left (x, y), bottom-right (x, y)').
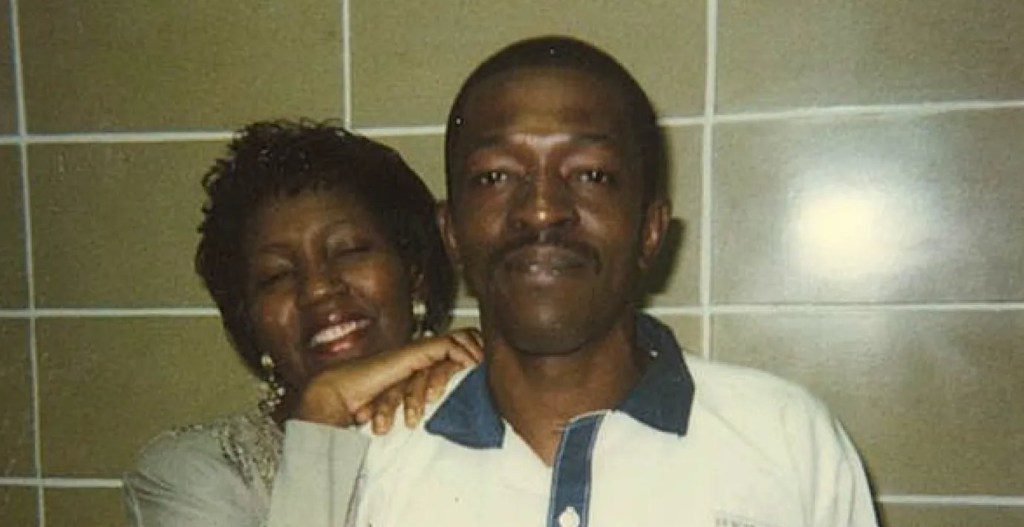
top-left (196, 120), bottom-right (454, 389)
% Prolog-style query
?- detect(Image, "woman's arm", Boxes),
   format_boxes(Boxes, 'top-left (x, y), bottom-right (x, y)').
top-left (267, 329), bottom-right (482, 527)
top-left (124, 430), bottom-right (262, 527)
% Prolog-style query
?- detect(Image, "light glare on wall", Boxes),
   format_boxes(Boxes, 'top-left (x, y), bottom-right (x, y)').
top-left (793, 186), bottom-right (912, 280)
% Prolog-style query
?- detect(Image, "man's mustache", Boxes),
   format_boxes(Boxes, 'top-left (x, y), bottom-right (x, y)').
top-left (487, 228), bottom-right (601, 272)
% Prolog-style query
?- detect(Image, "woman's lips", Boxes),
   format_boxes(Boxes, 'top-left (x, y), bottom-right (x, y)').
top-left (307, 318), bottom-right (372, 361)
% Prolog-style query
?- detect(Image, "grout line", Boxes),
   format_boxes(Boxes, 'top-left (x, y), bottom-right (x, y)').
top-left (450, 307), bottom-right (479, 319)
top-left (19, 130), bottom-right (235, 144)
top-left (646, 306), bottom-right (707, 316)
top-left (341, 0), bottom-right (352, 128)
top-left (699, 0), bottom-right (718, 361)
top-left (1, 99), bottom-right (1019, 147)
top-left (708, 302), bottom-right (1024, 314)
top-left (357, 124), bottom-right (447, 137)
top-left (0, 307), bottom-right (221, 318)
top-left (713, 98), bottom-right (1024, 125)
top-left (658, 115), bottom-right (704, 127)
top-left (3, 302), bottom-right (1024, 321)
top-left (878, 494), bottom-right (1024, 507)
top-left (7, 1), bottom-right (44, 524)
top-left (0, 477), bottom-right (123, 489)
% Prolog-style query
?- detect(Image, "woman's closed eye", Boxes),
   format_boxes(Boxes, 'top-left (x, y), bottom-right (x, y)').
top-left (255, 268), bottom-right (293, 289)
top-left (328, 242), bottom-right (373, 260)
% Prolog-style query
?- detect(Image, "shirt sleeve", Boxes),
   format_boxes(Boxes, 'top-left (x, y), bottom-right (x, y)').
top-left (123, 432), bottom-right (259, 527)
top-left (266, 420), bottom-right (370, 527)
top-left (790, 395), bottom-right (880, 527)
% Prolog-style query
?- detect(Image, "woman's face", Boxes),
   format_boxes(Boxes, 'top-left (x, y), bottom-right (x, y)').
top-left (243, 187), bottom-right (417, 389)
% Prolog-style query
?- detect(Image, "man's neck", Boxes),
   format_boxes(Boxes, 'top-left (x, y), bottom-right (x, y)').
top-left (485, 317), bottom-right (646, 466)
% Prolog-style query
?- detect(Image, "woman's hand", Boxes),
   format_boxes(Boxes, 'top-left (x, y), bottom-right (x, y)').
top-left (296, 329), bottom-right (483, 432)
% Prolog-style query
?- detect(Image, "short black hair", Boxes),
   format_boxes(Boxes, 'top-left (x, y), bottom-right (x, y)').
top-left (444, 35), bottom-right (667, 205)
top-left (196, 120), bottom-right (454, 376)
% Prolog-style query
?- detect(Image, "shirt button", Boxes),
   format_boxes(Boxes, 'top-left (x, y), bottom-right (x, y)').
top-left (558, 506), bottom-right (581, 527)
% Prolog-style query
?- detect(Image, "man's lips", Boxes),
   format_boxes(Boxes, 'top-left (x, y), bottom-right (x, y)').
top-left (503, 244), bottom-right (590, 275)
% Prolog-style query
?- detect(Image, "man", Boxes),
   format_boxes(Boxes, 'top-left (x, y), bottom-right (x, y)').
top-left (272, 36), bottom-right (878, 527)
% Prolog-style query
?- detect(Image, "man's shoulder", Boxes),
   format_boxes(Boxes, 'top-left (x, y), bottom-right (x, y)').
top-left (364, 366), bottom-right (477, 462)
top-left (683, 354), bottom-right (834, 429)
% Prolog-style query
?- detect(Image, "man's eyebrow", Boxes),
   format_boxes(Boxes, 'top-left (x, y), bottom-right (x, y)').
top-left (465, 132), bottom-right (618, 152)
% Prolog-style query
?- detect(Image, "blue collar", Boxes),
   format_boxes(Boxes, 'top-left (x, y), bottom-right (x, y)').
top-left (425, 313), bottom-right (695, 448)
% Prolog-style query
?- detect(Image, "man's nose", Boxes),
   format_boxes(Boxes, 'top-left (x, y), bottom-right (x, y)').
top-left (510, 172), bottom-right (577, 232)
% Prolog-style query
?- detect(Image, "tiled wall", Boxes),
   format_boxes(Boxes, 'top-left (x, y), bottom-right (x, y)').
top-left (1, 1), bottom-right (1021, 525)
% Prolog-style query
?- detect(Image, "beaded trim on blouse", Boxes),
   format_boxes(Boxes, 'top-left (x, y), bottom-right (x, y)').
top-left (217, 411), bottom-right (284, 490)
top-left (165, 410), bottom-right (284, 490)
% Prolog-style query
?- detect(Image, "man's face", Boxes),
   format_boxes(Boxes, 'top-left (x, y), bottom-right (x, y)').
top-left (442, 66), bottom-right (668, 355)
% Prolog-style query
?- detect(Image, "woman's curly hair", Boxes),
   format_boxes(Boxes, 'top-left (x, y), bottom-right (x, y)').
top-left (195, 120), bottom-right (454, 376)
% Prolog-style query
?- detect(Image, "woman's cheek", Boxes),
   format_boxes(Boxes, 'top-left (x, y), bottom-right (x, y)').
top-left (251, 297), bottom-right (302, 370)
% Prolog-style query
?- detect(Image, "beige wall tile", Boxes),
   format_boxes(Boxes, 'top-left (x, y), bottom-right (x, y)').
top-left (713, 311), bottom-right (1024, 495)
top-left (19, 0), bottom-right (342, 133)
top-left (713, 109), bottom-right (1024, 303)
top-left (654, 313), bottom-right (702, 355)
top-left (0, 320), bottom-right (32, 477)
top-left (37, 317), bottom-right (256, 477)
top-left (718, 0), bottom-right (1024, 112)
top-left (30, 142), bottom-right (224, 307)
top-left (376, 134), bottom-right (447, 200)
top-left (0, 0), bottom-right (15, 134)
top-left (880, 503), bottom-right (1024, 527)
top-left (45, 488), bottom-right (124, 527)
top-left (0, 486), bottom-right (36, 527)
top-left (0, 147), bottom-right (26, 308)
top-left (350, 0), bottom-right (704, 127)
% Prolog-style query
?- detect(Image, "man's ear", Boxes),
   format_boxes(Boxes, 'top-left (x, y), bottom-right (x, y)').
top-left (638, 198), bottom-right (671, 271)
top-left (436, 200), bottom-right (462, 267)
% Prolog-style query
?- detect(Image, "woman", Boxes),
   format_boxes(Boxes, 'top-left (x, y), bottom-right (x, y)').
top-left (123, 120), bottom-right (480, 526)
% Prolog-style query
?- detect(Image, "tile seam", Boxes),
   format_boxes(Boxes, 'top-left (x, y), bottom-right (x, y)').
top-left (699, 0), bottom-right (719, 361)
top-left (2, 98), bottom-right (1021, 145)
top-left (7, 0), bottom-right (45, 523)
top-left (4, 302), bottom-right (1024, 321)
top-left (341, 0), bottom-right (352, 128)
top-left (6, 0), bottom-right (44, 524)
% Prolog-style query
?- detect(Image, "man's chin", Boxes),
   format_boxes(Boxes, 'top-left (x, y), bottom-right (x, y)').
top-left (495, 313), bottom-right (594, 356)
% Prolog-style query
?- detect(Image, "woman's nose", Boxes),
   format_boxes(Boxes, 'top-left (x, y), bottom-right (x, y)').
top-left (298, 264), bottom-right (341, 305)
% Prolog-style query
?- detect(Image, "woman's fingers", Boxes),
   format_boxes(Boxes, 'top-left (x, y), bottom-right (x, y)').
top-left (446, 328), bottom-right (484, 365)
top-left (425, 360), bottom-right (464, 403)
top-left (371, 383), bottom-right (405, 435)
top-left (403, 369), bottom-right (430, 428)
top-left (353, 404), bottom-right (373, 425)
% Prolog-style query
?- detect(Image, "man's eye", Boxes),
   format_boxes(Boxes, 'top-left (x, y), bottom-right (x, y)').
top-left (576, 169), bottom-right (613, 184)
top-left (471, 170), bottom-right (510, 186)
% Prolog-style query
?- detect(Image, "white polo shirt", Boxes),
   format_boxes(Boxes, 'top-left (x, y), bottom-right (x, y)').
top-left (270, 315), bottom-right (879, 527)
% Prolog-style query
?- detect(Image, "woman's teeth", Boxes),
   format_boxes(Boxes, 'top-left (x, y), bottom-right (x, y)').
top-left (308, 319), bottom-right (370, 347)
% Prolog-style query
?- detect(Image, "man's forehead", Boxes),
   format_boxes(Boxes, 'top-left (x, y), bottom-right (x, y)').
top-left (455, 66), bottom-right (633, 148)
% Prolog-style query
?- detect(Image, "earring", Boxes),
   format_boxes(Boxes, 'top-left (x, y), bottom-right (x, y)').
top-left (257, 353), bottom-right (285, 417)
top-left (412, 299), bottom-right (434, 339)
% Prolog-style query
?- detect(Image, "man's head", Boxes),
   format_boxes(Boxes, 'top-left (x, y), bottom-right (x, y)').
top-left (440, 36), bottom-right (670, 355)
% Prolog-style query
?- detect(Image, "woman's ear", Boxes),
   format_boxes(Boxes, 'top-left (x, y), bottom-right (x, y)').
top-left (409, 264), bottom-right (427, 301)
